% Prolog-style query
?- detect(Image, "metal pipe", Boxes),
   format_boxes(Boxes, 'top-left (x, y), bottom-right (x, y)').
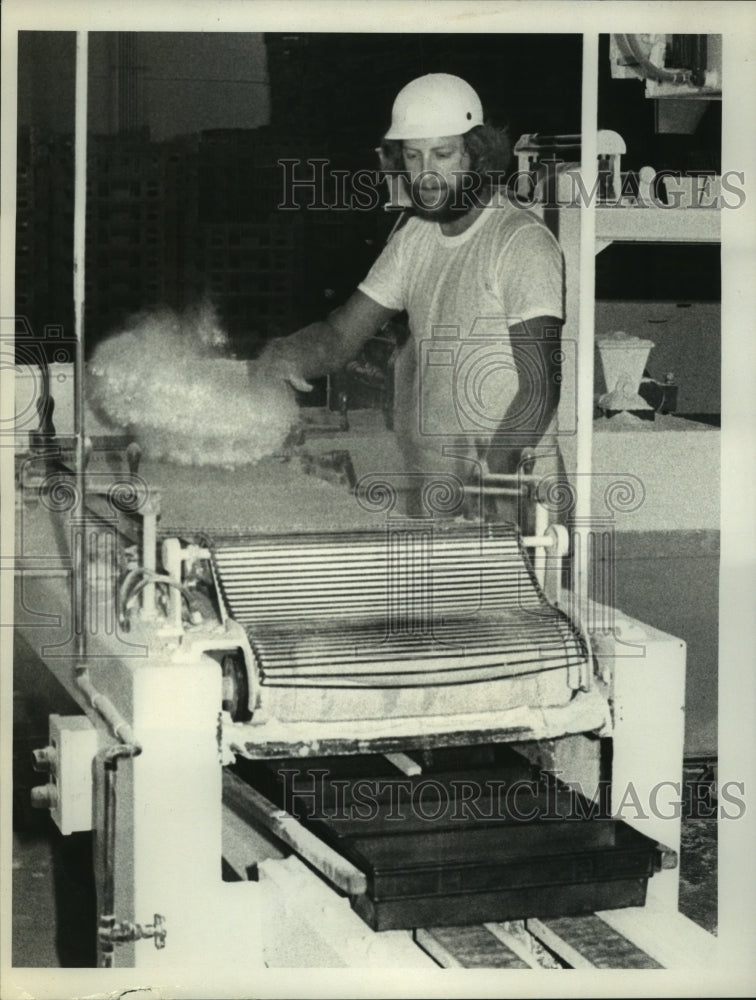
top-left (161, 537), bottom-right (184, 632)
top-left (140, 494), bottom-right (159, 619)
top-left (463, 485), bottom-right (526, 497)
top-left (99, 741), bottom-right (142, 968)
top-left (73, 31), bottom-right (89, 659)
top-left (73, 668), bottom-right (142, 966)
top-left (521, 535), bottom-right (555, 549)
top-left (480, 473), bottom-right (541, 484)
top-left (533, 493), bottom-right (550, 586)
top-left (75, 670), bottom-right (136, 745)
top-left (575, 33), bottom-right (599, 611)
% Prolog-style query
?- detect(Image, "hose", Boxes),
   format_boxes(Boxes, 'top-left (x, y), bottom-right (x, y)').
top-left (119, 566), bottom-right (199, 621)
top-left (124, 571), bottom-right (200, 620)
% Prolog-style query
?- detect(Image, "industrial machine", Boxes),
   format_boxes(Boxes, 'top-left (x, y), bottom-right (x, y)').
top-left (8, 23), bottom-right (719, 972)
top-left (12, 358), bottom-right (704, 971)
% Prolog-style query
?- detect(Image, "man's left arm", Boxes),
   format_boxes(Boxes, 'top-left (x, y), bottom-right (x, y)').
top-left (484, 314), bottom-right (563, 476)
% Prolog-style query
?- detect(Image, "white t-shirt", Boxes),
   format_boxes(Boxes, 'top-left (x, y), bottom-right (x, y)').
top-left (358, 191), bottom-right (564, 482)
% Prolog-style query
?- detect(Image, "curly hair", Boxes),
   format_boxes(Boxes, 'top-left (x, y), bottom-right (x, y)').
top-left (378, 123), bottom-right (512, 186)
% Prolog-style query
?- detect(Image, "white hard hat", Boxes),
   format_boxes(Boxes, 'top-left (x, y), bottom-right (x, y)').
top-left (384, 73), bottom-right (484, 140)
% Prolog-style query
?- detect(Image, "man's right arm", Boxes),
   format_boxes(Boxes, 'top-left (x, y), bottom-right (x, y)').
top-left (256, 290), bottom-right (397, 391)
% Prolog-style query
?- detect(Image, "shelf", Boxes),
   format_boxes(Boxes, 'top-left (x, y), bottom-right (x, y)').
top-left (595, 206), bottom-right (720, 248)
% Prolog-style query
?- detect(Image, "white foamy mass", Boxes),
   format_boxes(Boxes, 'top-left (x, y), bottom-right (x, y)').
top-left (87, 302), bottom-right (300, 467)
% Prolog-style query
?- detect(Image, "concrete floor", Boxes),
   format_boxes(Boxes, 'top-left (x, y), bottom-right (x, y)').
top-left (11, 831), bottom-right (59, 969)
top-left (12, 824), bottom-right (97, 968)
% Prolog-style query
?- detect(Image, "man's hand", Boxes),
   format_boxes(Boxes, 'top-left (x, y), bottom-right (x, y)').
top-left (251, 292), bottom-right (396, 395)
top-left (252, 338), bottom-right (314, 393)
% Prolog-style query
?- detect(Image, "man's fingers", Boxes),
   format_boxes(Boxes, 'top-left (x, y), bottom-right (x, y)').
top-left (250, 354), bottom-right (312, 393)
top-left (287, 374), bottom-right (314, 393)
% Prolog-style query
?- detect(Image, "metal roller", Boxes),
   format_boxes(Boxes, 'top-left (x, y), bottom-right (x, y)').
top-left (208, 525), bottom-right (588, 689)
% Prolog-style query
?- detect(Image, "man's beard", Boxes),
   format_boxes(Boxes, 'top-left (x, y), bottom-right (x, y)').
top-left (408, 172), bottom-right (489, 222)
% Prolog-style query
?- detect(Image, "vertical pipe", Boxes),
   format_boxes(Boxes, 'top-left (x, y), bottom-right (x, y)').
top-left (98, 742), bottom-right (142, 968)
top-left (74, 32), bottom-right (89, 659)
top-left (72, 522), bottom-right (84, 645)
top-left (533, 495), bottom-right (548, 587)
top-left (74, 32), bottom-right (88, 476)
top-left (99, 761), bottom-right (118, 968)
top-left (141, 495), bottom-right (158, 619)
top-left (574, 34), bottom-right (599, 612)
top-left (161, 537), bottom-right (184, 632)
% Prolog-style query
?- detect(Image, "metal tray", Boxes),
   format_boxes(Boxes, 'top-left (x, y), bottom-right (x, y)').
top-left (243, 752), bottom-right (664, 932)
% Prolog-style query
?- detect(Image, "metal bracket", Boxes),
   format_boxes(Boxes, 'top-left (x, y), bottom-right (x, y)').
top-left (99, 913), bottom-right (167, 951)
top-left (654, 843), bottom-right (679, 871)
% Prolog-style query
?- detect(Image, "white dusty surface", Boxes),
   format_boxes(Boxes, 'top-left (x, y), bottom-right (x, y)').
top-left (591, 413), bottom-right (720, 531)
top-left (137, 454), bottom-right (384, 535)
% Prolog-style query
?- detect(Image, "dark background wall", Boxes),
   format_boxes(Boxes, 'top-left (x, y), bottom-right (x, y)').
top-left (18, 32), bottom-right (582, 356)
top-left (16, 32), bottom-right (720, 357)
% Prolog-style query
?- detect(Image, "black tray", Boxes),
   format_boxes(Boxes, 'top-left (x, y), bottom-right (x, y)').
top-left (339, 818), bottom-right (658, 930)
top-left (352, 877), bottom-right (651, 931)
top-left (238, 752), bottom-right (663, 932)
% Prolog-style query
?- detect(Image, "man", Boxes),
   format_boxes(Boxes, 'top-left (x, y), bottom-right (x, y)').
top-left (260, 73), bottom-right (564, 519)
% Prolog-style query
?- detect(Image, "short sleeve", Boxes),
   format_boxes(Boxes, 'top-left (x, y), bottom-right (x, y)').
top-left (499, 222), bottom-right (564, 326)
top-left (357, 224), bottom-right (408, 312)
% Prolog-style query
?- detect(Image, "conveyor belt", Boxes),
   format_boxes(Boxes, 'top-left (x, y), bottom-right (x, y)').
top-left (415, 925), bottom-right (532, 968)
top-left (416, 917), bottom-right (664, 968)
top-left (526, 915), bottom-right (663, 968)
top-left (210, 525), bottom-right (589, 689)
